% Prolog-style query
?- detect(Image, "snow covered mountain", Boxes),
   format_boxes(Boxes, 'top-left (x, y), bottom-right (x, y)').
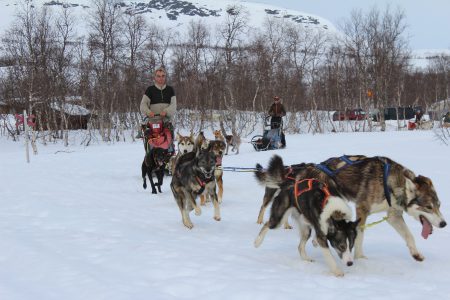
top-left (0, 0), bottom-right (337, 36)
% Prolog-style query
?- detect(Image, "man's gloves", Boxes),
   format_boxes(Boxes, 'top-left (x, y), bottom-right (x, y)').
top-left (147, 111), bottom-right (167, 117)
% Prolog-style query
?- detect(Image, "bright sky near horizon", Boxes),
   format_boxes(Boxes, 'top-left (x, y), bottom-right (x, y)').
top-left (251, 0), bottom-right (450, 50)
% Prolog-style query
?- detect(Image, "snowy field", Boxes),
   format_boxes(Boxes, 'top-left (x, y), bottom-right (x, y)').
top-left (1, 130), bottom-right (449, 300)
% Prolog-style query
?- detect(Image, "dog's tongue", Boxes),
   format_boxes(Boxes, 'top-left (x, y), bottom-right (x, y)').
top-left (216, 156), bottom-right (222, 166)
top-left (421, 217), bottom-right (432, 239)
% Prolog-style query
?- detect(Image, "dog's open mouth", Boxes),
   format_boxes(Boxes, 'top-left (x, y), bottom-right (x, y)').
top-left (420, 215), bottom-right (433, 239)
top-left (216, 156), bottom-right (222, 166)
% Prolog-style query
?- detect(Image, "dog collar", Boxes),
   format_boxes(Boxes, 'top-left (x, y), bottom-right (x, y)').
top-left (195, 175), bottom-right (213, 194)
top-left (195, 176), bottom-right (206, 194)
top-left (196, 176), bottom-right (206, 187)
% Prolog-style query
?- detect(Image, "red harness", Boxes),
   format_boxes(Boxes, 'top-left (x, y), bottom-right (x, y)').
top-left (195, 175), bottom-right (214, 194)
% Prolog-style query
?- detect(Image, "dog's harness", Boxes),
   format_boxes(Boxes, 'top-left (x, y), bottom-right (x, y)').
top-left (314, 155), bottom-right (362, 177)
top-left (284, 176), bottom-right (331, 210)
top-left (378, 157), bottom-right (393, 207)
top-left (195, 175), bottom-right (214, 194)
top-left (315, 155), bottom-right (393, 207)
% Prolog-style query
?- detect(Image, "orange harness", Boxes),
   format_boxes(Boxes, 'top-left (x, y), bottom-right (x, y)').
top-left (285, 176), bottom-right (331, 210)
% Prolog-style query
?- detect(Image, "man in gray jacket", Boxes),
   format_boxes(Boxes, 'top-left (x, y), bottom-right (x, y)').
top-left (140, 66), bottom-right (177, 120)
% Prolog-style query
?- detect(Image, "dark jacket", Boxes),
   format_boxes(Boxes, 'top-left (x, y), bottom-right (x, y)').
top-left (268, 102), bottom-right (286, 117)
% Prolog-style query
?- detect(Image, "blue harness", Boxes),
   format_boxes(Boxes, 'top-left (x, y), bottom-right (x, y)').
top-left (315, 155), bottom-right (393, 207)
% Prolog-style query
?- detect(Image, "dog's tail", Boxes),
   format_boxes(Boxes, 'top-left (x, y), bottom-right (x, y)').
top-left (255, 155), bottom-right (286, 189)
top-left (219, 120), bottom-right (228, 138)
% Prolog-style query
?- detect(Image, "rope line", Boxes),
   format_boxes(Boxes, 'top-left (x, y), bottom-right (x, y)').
top-left (360, 216), bottom-right (388, 230)
top-left (222, 166), bottom-right (259, 172)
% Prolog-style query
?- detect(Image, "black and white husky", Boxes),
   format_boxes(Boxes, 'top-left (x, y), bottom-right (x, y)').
top-left (254, 155), bottom-right (359, 277)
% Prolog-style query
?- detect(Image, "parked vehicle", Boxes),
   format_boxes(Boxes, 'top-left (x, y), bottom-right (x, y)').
top-left (332, 109), bottom-right (366, 121)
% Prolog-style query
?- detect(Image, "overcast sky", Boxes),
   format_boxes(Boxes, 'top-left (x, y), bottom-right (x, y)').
top-left (251, 0), bottom-right (450, 50)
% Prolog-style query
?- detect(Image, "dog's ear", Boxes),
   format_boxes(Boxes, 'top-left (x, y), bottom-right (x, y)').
top-left (416, 175), bottom-right (433, 187)
top-left (403, 169), bottom-right (416, 181)
top-left (206, 141), bottom-right (213, 152)
top-left (176, 132), bottom-right (182, 141)
top-left (329, 217), bottom-right (349, 232)
top-left (352, 218), bottom-right (361, 229)
top-left (328, 218), bottom-right (338, 234)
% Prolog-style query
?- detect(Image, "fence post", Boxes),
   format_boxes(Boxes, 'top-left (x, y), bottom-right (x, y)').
top-left (24, 109), bottom-right (30, 163)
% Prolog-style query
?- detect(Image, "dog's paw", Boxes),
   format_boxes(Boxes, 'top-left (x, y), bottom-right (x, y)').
top-left (332, 269), bottom-right (344, 277)
top-left (302, 257), bottom-right (315, 263)
top-left (151, 189), bottom-right (157, 194)
top-left (158, 187), bottom-right (162, 193)
top-left (354, 253), bottom-right (368, 260)
top-left (214, 216), bottom-right (221, 221)
top-left (143, 183), bottom-right (147, 189)
top-left (195, 207), bottom-right (202, 216)
top-left (183, 222), bottom-right (194, 229)
top-left (413, 253), bottom-right (425, 261)
top-left (284, 223), bottom-right (293, 230)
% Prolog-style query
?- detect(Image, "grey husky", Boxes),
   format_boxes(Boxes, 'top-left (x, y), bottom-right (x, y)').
top-left (256, 154), bottom-right (447, 261)
top-left (170, 147), bottom-right (220, 229)
top-left (254, 155), bottom-right (359, 277)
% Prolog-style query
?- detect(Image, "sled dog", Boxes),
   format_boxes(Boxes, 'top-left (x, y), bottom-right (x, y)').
top-left (256, 154), bottom-right (447, 261)
top-left (195, 131), bottom-right (209, 153)
top-left (213, 129), bottom-right (226, 142)
top-left (256, 155), bottom-right (366, 227)
top-left (142, 147), bottom-right (170, 194)
top-left (168, 132), bottom-right (196, 175)
top-left (254, 156), bottom-right (359, 276)
top-left (170, 146), bottom-right (221, 229)
top-left (200, 140), bottom-right (226, 205)
top-left (219, 121), bottom-right (241, 155)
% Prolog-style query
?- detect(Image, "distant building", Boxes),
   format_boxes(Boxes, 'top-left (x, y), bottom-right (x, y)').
top-left (33, 101), bottom-right (93, 130)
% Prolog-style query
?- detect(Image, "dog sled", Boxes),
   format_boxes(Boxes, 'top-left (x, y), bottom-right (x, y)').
top-left (139, 115), bottom-right (176, 176)
top-left (407, 119), bottom-right (434, 130)
top-left (251, 116), bottom-right (285, 151)
top-left (141, 115), bottom-right (173, 151)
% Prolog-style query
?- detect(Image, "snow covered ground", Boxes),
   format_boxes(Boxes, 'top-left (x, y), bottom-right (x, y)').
top-left (1, 130), bottom-right (449, 299)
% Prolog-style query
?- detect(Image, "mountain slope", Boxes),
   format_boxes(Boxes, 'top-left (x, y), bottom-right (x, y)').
top-left (0, 0), bottom-right (337, 36)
